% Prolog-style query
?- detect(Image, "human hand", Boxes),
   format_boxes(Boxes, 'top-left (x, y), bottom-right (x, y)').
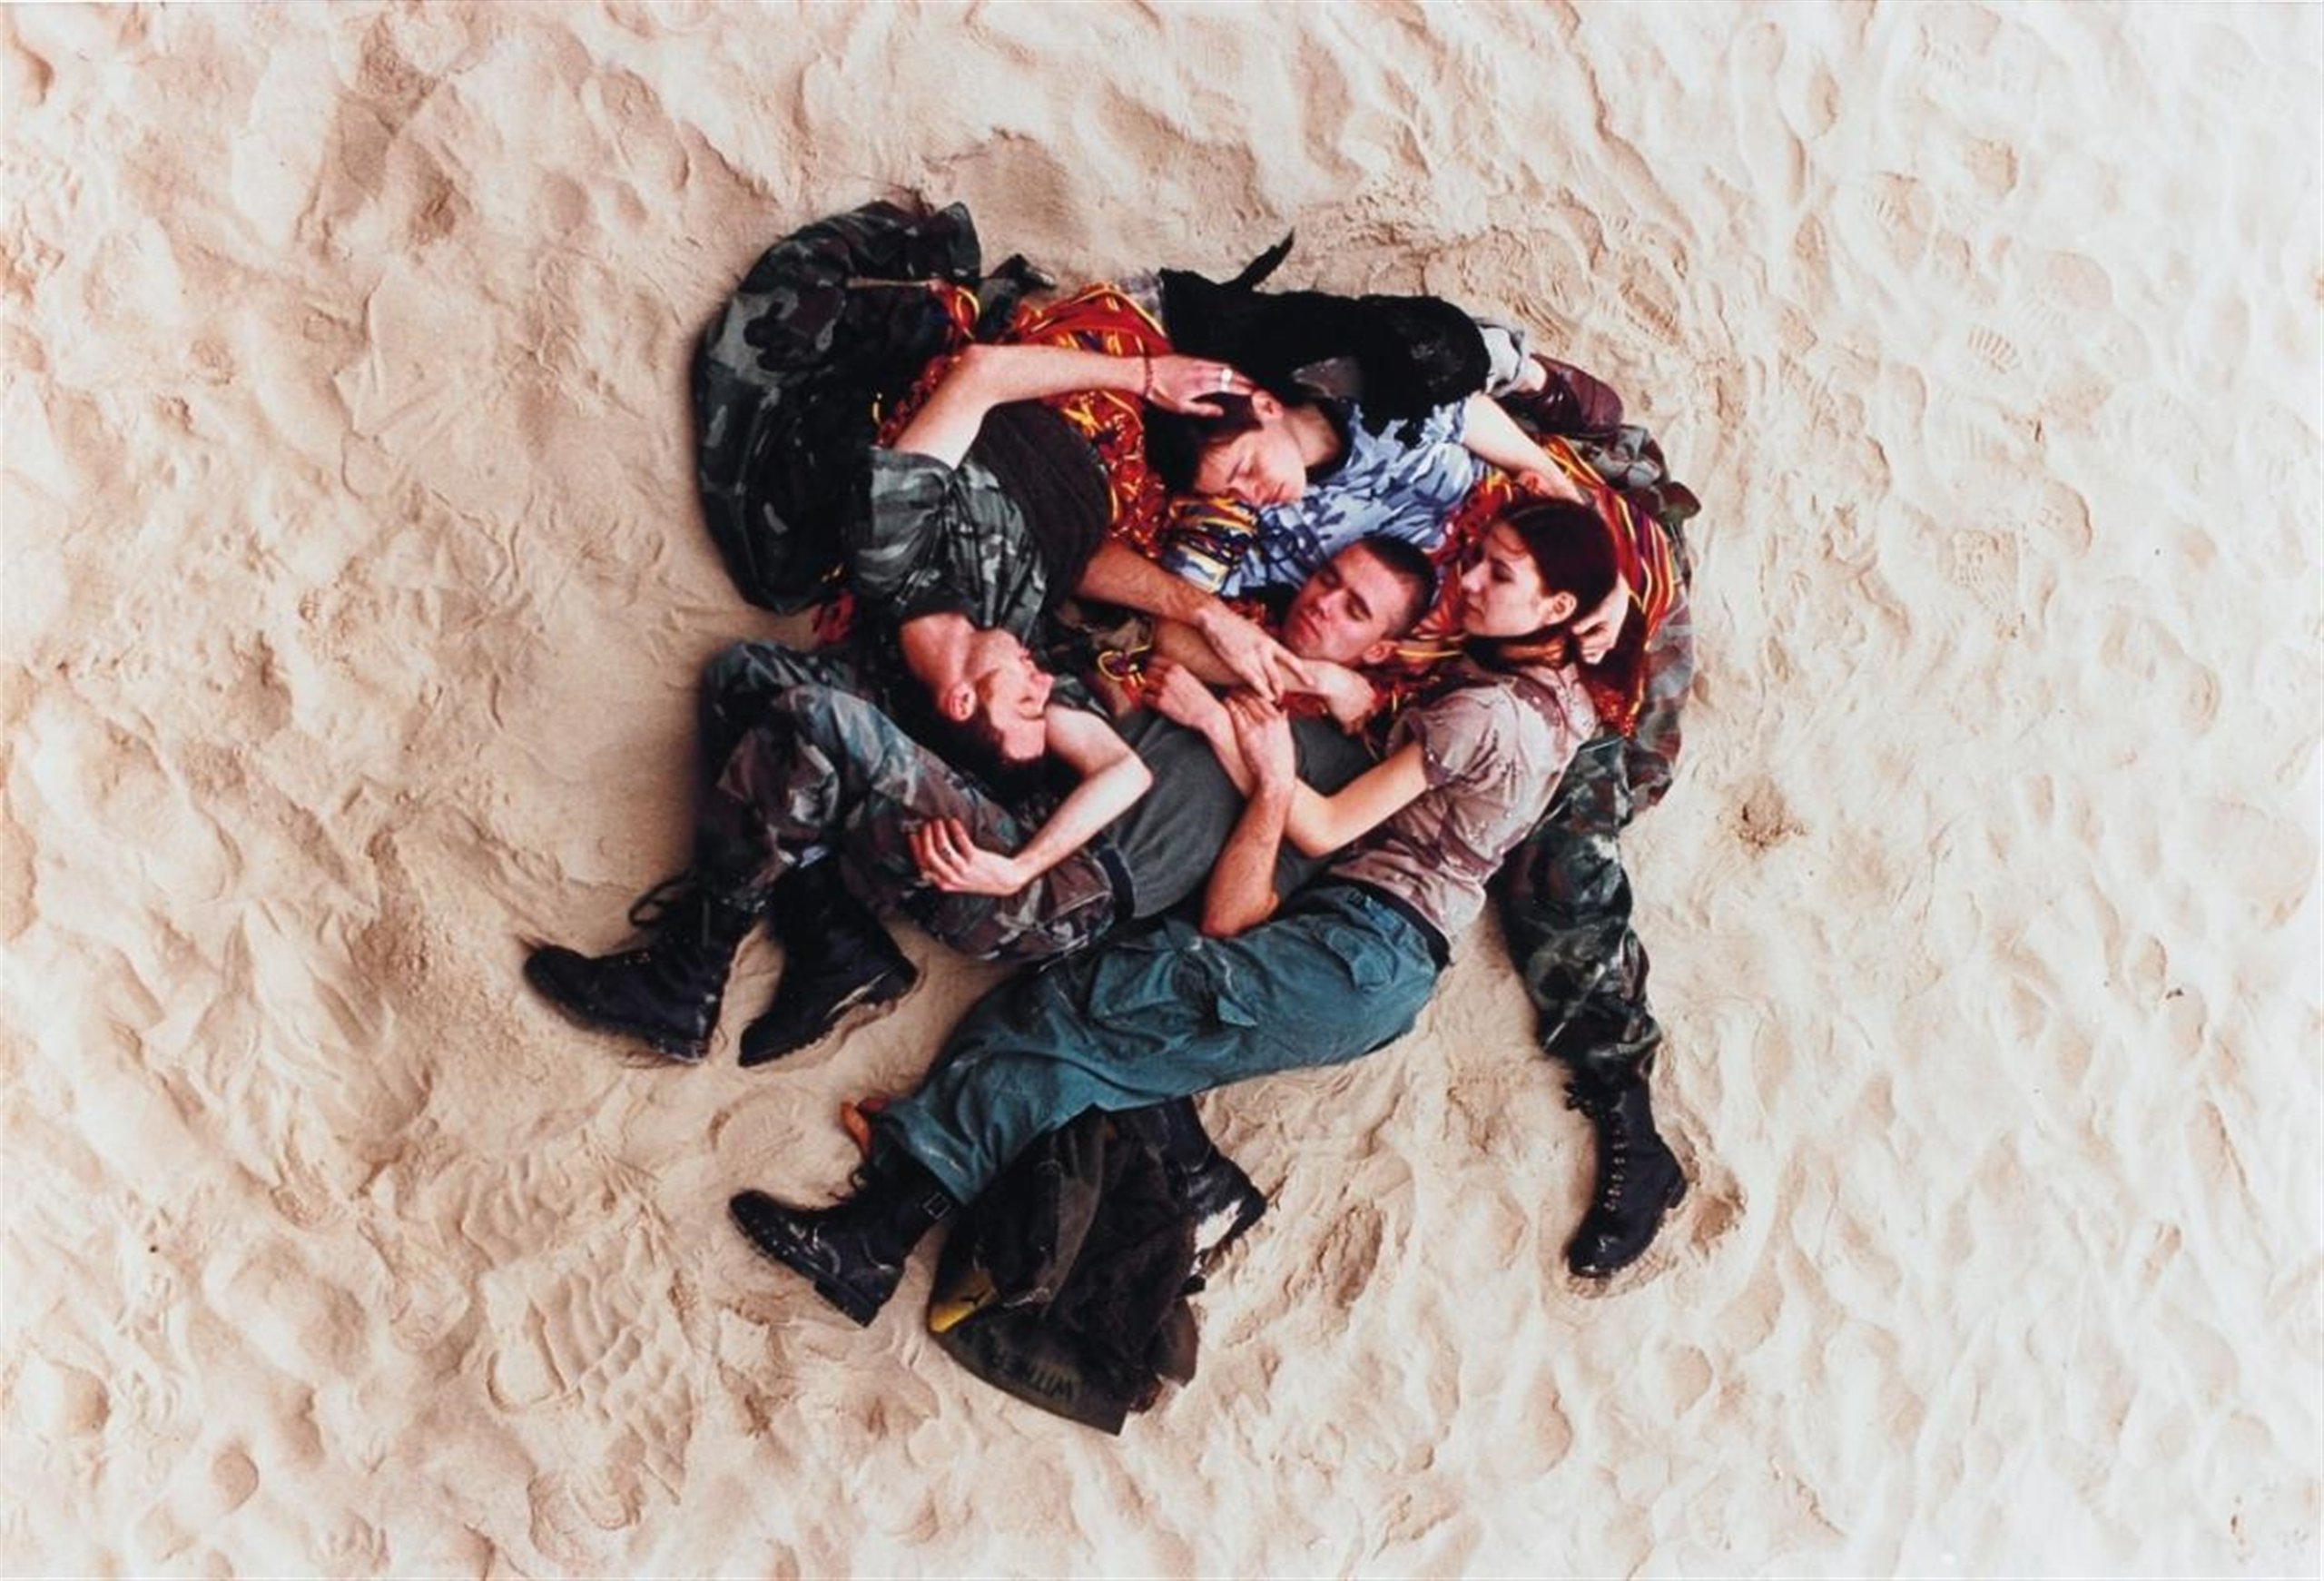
top-left (1299, 660), bottom-right (1381, 732)
top-left (1193, 604), bottom-right (1315, 702)
top-left (910, 818), bottom-right (1031, 896)
top-left (1144, 656), bottom-right (1228, 733)
top-left (1225, 690), bottom-right (1295, 791)
top-left (1516, 467), bottom-right (1587, 505)
top-left (1571, 573), bottom-right (1630, 665)
top-left (1145, 354), bottom-right (1257, 416)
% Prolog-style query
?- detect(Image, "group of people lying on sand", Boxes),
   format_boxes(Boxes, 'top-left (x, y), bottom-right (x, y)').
top-left (524, 200), bottom-right (1699, 1338)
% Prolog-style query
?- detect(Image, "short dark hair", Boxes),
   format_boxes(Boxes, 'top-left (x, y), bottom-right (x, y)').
top-left (1145, 394), bottom-right (1262, 494)
top-left (1343, 535), bottom-right (1438, 637)
top-left (886, 668), bottom-right (1054, 797)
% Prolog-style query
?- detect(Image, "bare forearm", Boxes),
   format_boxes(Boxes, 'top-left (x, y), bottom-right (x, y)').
top-left (1151, 617), bottom-right (1237, 685)
top-left (1283, 782), bottom-right (1338, 855)
top-left (1196, 711), bottom-right (1256, 796)
top-left (1461, 393), bottom-right (1561, 476)
top-left (892, 344), bottom-right (1147, 469)
top-left (1201, 782), bottom-right (1291, 936)
top-left (1284, 743), bottom-right (1431, 857)
top-left (1078, 541), bottom-right (1218, 624)
top-left (1012, 755), bottom-right (1152, 879)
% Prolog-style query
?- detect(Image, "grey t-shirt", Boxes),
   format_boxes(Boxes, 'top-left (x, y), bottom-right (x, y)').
top-left (1106, 710), bottom-right (1373, 919)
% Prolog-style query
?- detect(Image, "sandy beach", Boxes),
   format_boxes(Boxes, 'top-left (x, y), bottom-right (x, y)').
top-left (4, 2), bottom-right (2319, 1574)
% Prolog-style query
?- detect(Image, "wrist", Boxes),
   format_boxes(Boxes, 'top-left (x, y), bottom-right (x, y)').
top-left (1139, 353), bottom-right (1154, 403)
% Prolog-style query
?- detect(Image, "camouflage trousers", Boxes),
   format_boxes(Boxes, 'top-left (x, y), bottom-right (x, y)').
top-left (1493, 590), bottom-right (1696, 1091)
top-left (694, 642), bottom-right (1122, 964)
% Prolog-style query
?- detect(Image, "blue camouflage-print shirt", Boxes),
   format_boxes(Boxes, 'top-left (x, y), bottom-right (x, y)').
top-left (1157, 397), bottom-right (1480, 597)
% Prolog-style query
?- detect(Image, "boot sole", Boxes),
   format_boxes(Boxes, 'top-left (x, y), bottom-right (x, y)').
top-left (522, 949), bottom-right (708, 1065)
top-left (737, 965), bottom-right (917, 1068)
top-left (729, 1198), bottom-right (883, 1327)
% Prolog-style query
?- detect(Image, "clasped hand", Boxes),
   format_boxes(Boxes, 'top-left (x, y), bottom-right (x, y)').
top-left (911, 817), bottom-right (1030, 896)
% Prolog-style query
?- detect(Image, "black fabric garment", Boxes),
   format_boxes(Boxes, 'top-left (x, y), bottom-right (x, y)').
top-left (962, 401), bottom-right (1113, 608)
top-left (1157, 233), bottom-right (1490, 445)
top-left (929, 1104), bottom-right (1249, 1434)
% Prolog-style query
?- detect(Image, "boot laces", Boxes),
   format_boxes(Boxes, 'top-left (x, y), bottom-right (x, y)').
top-left (1567, 1084), bottom-right (1635, 1207)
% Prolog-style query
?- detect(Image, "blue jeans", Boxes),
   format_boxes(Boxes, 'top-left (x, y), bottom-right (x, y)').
top-left (881, 884), bottom-right (1443, 1201)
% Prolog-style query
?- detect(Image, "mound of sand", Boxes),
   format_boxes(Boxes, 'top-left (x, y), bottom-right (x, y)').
top-left (4, 4), bottom-right (2317, 1574)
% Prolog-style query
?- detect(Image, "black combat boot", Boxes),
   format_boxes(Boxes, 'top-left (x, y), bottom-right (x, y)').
top-left (1147, 1098), bottom-right (1267, 1276)
top-left (524, 876), bottom-right (760, 1064)
top-left (738, 862), bottom-right (917, 1067)
top-left (729, 1147), bottom-right (957, 1326)
top-left (1564, 1075), bottom-right (1686, 1279)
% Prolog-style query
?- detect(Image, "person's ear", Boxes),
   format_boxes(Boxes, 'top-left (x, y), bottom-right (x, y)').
top-left (1357, 637), bottom-right (1397, 667)
top-left (1249, 390), bottom-right (1284, 421)
top-left (1541, 590), bottom-right (1579, 627)
top-left (940, 681), bottom-right (977, 724)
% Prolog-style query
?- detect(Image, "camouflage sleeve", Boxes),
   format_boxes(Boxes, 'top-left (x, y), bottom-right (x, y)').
top-left (845, 450), bottom-right (953, 608)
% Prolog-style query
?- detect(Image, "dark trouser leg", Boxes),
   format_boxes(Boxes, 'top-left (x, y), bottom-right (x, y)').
top-left (696, 640), bottom-right (879, 799)
top-left (1501, 591), bottom-right (1694, 1084)
top-left (1500, 766), bottom-right (1662, 1087)
top-left (881, 890), bottom-right (1442, 1204)
top-left (695, 679), bottom-right (1118, 964)
top-left (694, 673), bottom-right (1121, 1062)
top-left (1498, 604), bottom-right (1695, 1276)
top-left (738, 892), bottom-right (1436, 1325)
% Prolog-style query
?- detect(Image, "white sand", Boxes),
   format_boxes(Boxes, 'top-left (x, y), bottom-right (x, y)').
top-left (5, 3), bottom-right (2319, 1574)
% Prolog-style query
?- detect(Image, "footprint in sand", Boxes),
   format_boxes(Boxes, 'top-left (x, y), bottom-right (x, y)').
top-left (1310, 1200), bottom-right (1387, 1309)
top-left (526, 1466), bottom-right (645, 1574)
top-left (16, 1354), bottom-right (112, 1438)
top-left (1965, 326), bottom-right (2022, 378)
top-left (208, 1446), bottom-right (259, 1517)
top-left (1852, 173), bottom-right (1933, 275)
top-left (318, 1517), bottom-right (392, 1576)
top-left (1939, 526), bottom-right (2021, 621)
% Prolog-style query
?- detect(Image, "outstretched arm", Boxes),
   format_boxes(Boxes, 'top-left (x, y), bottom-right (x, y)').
top-left (1078, 543), bottom-right (1313, 701)
top-left (911, 707), bottom-right (1151, 896)
top-left (1279, 741), bottom-right (1430, 857)
top-left (891, 344), bottom-right (1254, 467)
top-left (1460, 394), bottom-right (1587, 502)
top-left (1171, 672), bottom-right (1431, 858)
